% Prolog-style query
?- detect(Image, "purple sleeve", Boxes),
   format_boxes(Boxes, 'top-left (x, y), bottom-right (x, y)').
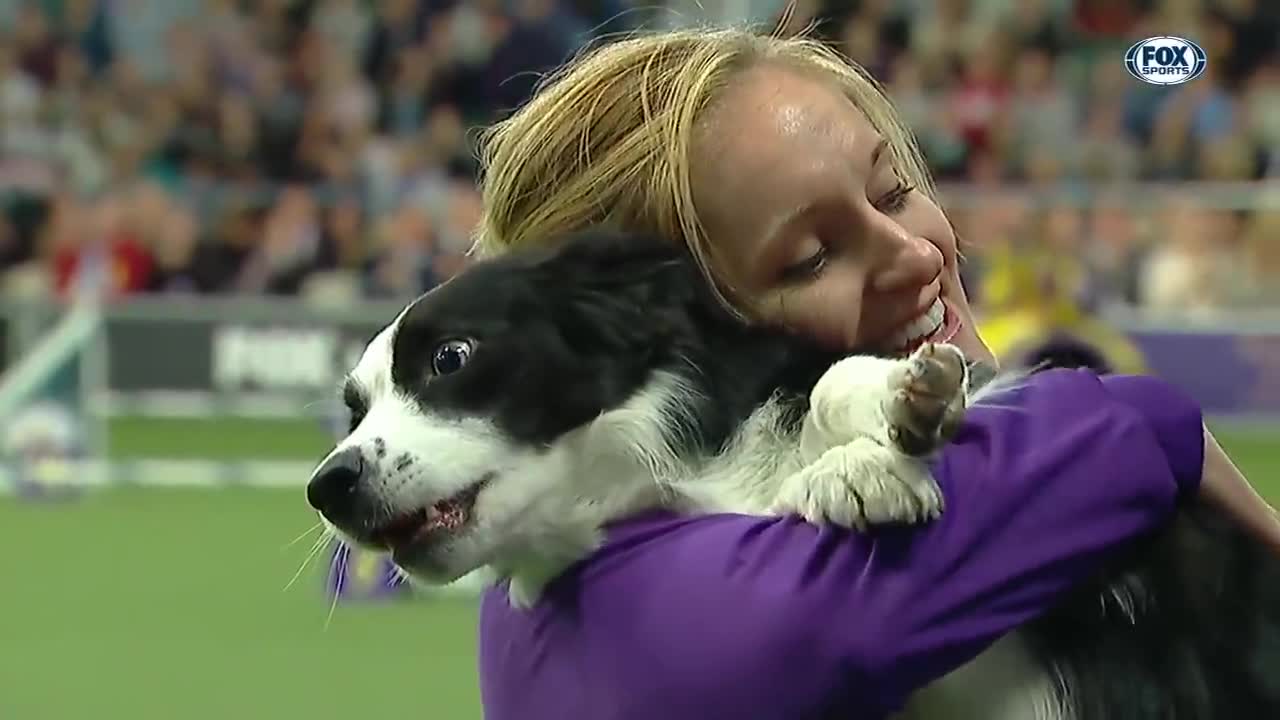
top-left (711, 369), bottom-right (1204, 715)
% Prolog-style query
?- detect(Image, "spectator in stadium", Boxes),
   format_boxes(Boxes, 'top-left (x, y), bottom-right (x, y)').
top-left (467, 28), bottom-right (1280, 718)
top-left (1139, 205), bottom-right (1236, 314)
top-left (1226, 209), bottom-right (1280, 307)
top-left (3, 0), bottom-right (1276, 303)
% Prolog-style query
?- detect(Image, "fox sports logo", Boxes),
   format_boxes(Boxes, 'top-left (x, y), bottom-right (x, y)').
top-left (1125, 36), bottom-right (1207, 85)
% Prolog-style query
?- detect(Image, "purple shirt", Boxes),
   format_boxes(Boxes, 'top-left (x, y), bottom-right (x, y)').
top-left (478, 370), bottom-right (1205, 719)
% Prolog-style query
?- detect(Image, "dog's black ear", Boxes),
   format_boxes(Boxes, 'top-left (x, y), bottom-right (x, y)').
top-left (533, 230), bottom-right (707, 355)
top-left (541, 230), bottom-right (698, 295)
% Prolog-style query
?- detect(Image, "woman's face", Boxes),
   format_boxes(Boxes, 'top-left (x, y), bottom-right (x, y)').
top-left (691, 65), bottom-right (994, 365)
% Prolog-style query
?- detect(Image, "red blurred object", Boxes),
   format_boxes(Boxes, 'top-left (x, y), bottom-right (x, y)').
top-left (1074, 0), bottom-right (1143, 38)
top-left (52, 233), bottom-right (155, 299)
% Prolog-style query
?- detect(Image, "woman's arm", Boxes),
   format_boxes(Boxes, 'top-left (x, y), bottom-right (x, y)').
top-left (1200, 427), bottom-right (1280, 555)
top-left (478, 370), bottom-right (1214, 719)
top-left (1097, 370), bottom-right (1280, 553)
top-left (672, 369), bottom-right (1205, 716)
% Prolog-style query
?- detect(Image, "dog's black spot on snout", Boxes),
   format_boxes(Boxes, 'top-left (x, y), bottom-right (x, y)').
top-left (374, 437), bottom-right (387, 459)
top-left (394, 453), bottom-right (412, 472)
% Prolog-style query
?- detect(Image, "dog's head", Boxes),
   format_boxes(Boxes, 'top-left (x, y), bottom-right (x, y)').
top-left (306, 231), bottom-right (718, 585)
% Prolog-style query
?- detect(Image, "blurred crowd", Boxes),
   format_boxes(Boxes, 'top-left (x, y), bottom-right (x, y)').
top-left (0, 0), bottom-right (1276, 313)
top-left (0, 0), bottom-right (637, 301)
top-left (785, 0), bottom-right (1277, 184)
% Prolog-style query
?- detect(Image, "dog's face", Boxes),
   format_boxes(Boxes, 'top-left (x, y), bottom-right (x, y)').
top-left (306, 232), bottom-right (705, 583)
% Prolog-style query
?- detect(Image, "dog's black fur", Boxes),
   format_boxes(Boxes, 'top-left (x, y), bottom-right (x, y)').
top-left (390, 231), bottom-right (841, 453)
top-left (1026, 476), bottom-right (1280, 718)
top-left (402, 229), bottom-right (1280, 718)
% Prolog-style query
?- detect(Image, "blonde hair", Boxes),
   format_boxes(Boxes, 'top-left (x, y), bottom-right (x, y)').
top-left (473, 27), bottom-right (936, 311)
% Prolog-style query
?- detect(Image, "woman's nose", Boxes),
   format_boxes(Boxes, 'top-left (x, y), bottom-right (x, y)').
top-left (870, 227), bottom-right (944, 295)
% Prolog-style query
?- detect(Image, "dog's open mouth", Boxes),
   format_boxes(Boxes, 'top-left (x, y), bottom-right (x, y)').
top-left (371, 474), bottom-right (493, 550)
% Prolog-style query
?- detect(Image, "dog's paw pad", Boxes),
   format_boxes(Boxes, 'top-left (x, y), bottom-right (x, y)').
top-left (886, 343), bottom-right (968, 457)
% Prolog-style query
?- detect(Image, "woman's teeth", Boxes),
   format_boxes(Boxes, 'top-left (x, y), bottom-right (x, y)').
top-left (888, 298), bottom-right (945, 350)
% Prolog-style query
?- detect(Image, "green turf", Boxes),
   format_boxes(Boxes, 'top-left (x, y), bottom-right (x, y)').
top-left (1209, 426), bottom-right (1279, 479)
top-left (0, 487), bottom-right (480, 720)
top-left (107, 417), bottom-right (330, 460)
top-left (4, 426), bottom-right (1278, 719)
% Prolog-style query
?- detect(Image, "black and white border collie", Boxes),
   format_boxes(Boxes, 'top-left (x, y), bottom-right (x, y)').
top-left (306, 230), bottom-right (1280, 719)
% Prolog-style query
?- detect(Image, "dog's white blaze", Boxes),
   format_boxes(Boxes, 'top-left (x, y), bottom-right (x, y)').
top-left (325, 320), bottom-right (519, 517)
top-left (357, 397), bottom-right (513, 507)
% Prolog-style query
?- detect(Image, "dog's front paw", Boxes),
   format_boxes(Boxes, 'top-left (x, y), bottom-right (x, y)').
top-left (770, 438), bottom-right (944, 530)
top-left (886, 343), bottom-right (968, 457)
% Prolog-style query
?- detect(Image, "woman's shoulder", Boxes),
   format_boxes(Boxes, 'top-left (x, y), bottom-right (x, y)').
top-left (966, 369), bottom-right (1203, 485)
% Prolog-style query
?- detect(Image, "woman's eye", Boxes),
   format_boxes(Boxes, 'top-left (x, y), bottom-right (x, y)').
top-left (432, 339), bottom-right (474, 376)
top-left (875, 180), bottom-right (915, 214)
top-left (780, 246), bottom-right (828, 283)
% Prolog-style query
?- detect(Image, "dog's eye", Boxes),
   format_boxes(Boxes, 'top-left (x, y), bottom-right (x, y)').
top-left (432, 339), bottom-right (473, 376)
top-left (342, 379), bottom-right (367, 434)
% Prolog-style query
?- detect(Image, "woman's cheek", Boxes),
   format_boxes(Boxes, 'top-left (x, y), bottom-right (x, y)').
top-left (913, 201), bottom-right (960, 267)
top-left (799, 283), bottom-right (864, 351)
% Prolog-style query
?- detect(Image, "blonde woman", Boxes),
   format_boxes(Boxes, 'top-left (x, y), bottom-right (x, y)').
top-left (469, 29), bottom-right (1280, 719)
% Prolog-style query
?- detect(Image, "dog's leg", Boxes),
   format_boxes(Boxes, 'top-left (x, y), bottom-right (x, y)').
top-left (774, 344), bottom-right (968, 530)
top-left (771, 436), bottom-right (943, 529)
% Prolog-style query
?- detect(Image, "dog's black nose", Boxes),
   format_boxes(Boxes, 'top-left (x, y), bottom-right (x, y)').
top-left (307, 446), bottom-right (365, 516)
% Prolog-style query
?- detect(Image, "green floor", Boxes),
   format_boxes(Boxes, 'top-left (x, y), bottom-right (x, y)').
top-left (1, 487), bottom-right (480, 720)
top-left (2, 421), bottom-right (1278, 719)
top-left (105, 416), bottom-right (333, 460)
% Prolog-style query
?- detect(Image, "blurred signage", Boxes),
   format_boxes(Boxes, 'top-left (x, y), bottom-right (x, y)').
top-left (87, 301), bottom-right (1280, 422)
top-left (105, 316), bottom-right (382, 394)
top-left (1128, 330), bottom-right (1280, 419)
top-left (211, 326), bottom-right (343, 391)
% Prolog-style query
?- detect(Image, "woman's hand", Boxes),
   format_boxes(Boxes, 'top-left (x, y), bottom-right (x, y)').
top-left (1198, 426), bottom-right (1280, 556)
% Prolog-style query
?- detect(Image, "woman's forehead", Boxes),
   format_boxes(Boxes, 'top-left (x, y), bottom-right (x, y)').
top-left (697, 66), bottom-right (873, 172)
top-left (691, 67), bottom-right (880, 270)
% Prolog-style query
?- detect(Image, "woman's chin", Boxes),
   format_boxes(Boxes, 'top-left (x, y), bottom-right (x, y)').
top-left (941, 302), bottom-right (995, 367)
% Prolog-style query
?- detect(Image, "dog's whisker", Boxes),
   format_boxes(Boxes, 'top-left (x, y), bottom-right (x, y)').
top-left (282, 536), bottom-right (327, 593)
top-left (302, 396), bottom-right (336, 413)
top-left (282, 522), bottom-right (325, 551)
top-left (284, 532), bottom-right (333, 593)
top-left (324, 546), bottom-right (343, 631)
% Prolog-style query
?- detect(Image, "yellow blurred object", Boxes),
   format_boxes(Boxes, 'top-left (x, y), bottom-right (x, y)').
top-left (977, 242), bottom-right (1146, 375)
top-left (980, 303), bottom-right (1147, 375)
